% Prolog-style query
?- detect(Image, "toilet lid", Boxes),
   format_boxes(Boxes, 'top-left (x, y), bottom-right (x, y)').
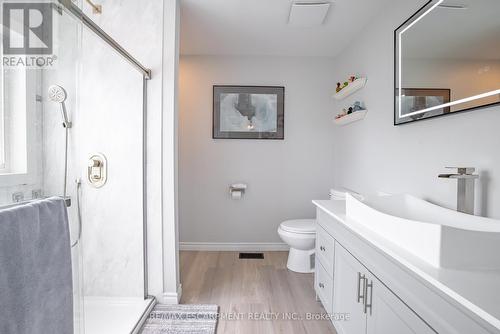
top-left (280, 219), bottom-right (316, 234)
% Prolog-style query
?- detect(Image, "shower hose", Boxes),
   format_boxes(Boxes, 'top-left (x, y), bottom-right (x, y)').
top-left (62, 125), bottom-right (82, 248)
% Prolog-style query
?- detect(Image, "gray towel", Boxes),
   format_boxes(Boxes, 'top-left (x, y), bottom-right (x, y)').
top-left (0, 197), bottom-right (73, 334)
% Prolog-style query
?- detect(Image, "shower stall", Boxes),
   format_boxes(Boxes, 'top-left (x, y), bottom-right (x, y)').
top-left (0, 0), bottom-right (155, 333)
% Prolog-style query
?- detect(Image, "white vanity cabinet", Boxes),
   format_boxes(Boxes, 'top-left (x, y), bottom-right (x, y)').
top-left (332, 244), bottom-right (434, 334)
top-left (315, 209), bottom-right (435, 334)
top-left (313, 201), bottom-right (500, 334)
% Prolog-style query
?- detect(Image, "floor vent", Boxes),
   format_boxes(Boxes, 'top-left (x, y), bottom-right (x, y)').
top-left (239, 252), bottom-right (264, 259)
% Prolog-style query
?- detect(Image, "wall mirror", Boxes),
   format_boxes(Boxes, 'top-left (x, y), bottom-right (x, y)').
top-left (394, 0), bottom-right (500, 125)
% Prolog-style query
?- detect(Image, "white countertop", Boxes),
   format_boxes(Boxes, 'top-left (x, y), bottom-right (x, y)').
top-left (313, 199), bottom-right (500, 331)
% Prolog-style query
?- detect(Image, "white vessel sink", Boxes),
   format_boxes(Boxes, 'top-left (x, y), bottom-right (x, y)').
top-left (346, 194), bottom-right (500, 270)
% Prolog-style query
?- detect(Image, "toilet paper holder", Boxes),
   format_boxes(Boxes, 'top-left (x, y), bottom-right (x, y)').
top-left (229, 183), bottom-right (247, 198)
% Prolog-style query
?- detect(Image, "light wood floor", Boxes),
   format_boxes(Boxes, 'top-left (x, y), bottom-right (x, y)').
top-left (180, 251), bottom-right (336, 334)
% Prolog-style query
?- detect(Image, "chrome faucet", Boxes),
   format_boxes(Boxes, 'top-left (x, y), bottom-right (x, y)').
top-left (438, 167), bottom-right (479, 215)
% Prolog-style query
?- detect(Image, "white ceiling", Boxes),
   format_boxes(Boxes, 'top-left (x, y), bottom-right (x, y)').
top-left (180, 0), bottom-right (394, 57)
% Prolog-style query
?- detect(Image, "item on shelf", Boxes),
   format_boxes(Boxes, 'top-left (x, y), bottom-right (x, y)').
top-left (335, 101), bottom-right (366, 120)
top-left (333, 77), bottom-right (367, 100)
top-left (335, 75), bottom-right (362, 95)
top-left (334, 109), bottom-right (368, 126)
top-left (336, 81), bottom-right (349, 93)
top-left (335, 109), bottom-right (348, 119)
top-left (352, 101), bottom-right (363, 112)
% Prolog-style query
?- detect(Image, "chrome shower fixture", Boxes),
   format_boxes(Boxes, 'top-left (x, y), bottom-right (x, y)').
top-left (48, 84), bottom-right (72, 128)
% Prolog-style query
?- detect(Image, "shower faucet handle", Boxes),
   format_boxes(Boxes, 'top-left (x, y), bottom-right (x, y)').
top-left (87, 153), bottom-right (107, 188)
top-left (88, 159), bottom-right (101, 168)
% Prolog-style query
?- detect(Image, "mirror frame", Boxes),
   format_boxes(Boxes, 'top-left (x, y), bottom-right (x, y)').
top-left (393, 0), bottom-right (500, 125)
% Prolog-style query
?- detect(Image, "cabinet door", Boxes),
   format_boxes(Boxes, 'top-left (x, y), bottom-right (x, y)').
top-left (366, 277), bottom-right (435, 334)
top-left (333, 243), bottom-right (367, 334)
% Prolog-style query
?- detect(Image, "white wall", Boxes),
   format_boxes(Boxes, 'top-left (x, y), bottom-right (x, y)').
top-left (179, 56), bottom-right (335, 246)
top-left (331, 0), bottom-right (500, 218)
top-left (161, 0), bottom-right (182, 304)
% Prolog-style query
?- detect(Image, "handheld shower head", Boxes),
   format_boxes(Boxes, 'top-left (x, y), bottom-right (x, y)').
top-left (48, 85), bottom-right (67, 103)
top-left (48, 85), bottom-right (72, 128)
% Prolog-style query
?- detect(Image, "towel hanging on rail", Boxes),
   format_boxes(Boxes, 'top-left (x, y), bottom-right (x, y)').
top-left (0, 197), bottom-right (73, 334)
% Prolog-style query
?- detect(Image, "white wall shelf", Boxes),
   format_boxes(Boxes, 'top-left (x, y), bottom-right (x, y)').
top-left (333, 77), bottom-right (367, 100)
top-left (334, 110), bottom-right (367, 126)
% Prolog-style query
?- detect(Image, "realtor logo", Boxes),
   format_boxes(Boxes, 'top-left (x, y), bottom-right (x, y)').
top-left (2, 2), bottom-right (53, 55)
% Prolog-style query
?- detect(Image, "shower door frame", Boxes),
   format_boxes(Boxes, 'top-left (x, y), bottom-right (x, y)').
top-left (57, 0), bottom-right (152, 299)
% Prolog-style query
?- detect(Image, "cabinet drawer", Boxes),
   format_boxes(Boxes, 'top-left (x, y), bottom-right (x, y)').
top-left (316, 225), bottom-right (335, 275)
top-left (316, 261), bottom-right (333, 314)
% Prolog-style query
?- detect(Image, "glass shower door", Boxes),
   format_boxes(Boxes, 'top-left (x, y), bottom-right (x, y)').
top-left (58, 2), bottom-right (154, 333)
top-left (77, 11), bottom-right (150, 333)
top-left (42, 3), bottom-right (84, 333)
top-left (1, 1), bottom-right (153, 332)
top-left (0, 0), bottom-right (84, 333)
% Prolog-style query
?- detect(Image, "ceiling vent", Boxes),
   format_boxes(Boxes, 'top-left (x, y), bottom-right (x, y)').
top-left (288, 1), bottom-right (331, 26)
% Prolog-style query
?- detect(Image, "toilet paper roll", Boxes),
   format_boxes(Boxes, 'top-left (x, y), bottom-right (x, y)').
top-left (231, 190), bottom-right (242, 200)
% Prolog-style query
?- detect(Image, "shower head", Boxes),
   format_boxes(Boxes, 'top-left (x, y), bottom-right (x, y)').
top-left (48, 85), bottom-right (72, 128)
top-left (48, 85), bottom-right (67, 103)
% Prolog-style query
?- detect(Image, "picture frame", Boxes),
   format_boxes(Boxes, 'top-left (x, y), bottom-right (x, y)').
top-left (397, 88), bottom-right (451, 123)
top-left (213, 85), bottom-right (285, 139)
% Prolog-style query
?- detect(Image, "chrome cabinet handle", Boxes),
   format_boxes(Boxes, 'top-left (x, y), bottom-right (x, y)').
top-left (364, 279), bottom-right (373, 315)
top-left (319, 282), bottom-right (325, 288)
top-left (357, 272), bottom-right (365, 303)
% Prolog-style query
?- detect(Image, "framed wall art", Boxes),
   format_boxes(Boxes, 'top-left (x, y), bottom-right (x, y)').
top-left (213, 85), bottom-right (284, 139)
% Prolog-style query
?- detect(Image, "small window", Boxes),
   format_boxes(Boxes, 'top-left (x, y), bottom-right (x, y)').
top-left (0, 59), bottom-right (38, 187)
top-left (0, 27), bottom-right (39, 188)
top-left (0, 65), bottom-right (28, 176)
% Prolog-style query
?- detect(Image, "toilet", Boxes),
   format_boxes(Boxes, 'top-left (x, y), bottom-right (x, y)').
top-left (278, 219), bottom-right (316, 273)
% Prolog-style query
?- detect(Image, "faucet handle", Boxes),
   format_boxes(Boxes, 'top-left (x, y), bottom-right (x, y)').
top-left (445, 167), bottom-right (476, 175)
top-left (440, 167), bottom-right (479, 179)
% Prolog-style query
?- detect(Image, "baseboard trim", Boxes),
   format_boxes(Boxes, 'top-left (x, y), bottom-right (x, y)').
top-left (179, 242), bottom-right (289, 251)
top-left (161, 284), bottom-right (182, 304)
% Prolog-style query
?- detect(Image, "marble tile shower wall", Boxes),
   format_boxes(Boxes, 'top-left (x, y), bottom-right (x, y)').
top-left (41, 8), bottom-right (81, 235)
top-left (75, 0), bottom-right (164, 298)
top-left (40, 0), bottom-right (157, 298)
top-left (2, 0), bottom-right (163, 299)
top-left (77, 39), bottom-right (144, 297)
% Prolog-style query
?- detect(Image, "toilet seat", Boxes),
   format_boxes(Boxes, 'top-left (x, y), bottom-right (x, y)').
top-left (280, 219), bottom-right (315, 234)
